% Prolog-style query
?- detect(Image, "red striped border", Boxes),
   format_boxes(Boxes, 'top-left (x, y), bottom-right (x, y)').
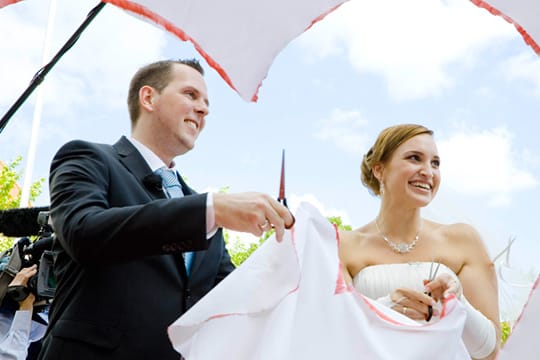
top-left (471, 0), bottom-right (540, 56)
top-left (509, 275), bottom-right (540, 332)
top-left (0, 0), bottom-right (22, 9)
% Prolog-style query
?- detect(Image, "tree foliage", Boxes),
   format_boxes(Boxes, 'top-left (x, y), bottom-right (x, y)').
top-left (0, 156), bottom-right (44, 251)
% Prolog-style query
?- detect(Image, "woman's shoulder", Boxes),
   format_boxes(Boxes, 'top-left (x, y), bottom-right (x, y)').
top-left (338, 224), bottom-right (373, 246)
top-left (428, 220), bottom-right (484, 248)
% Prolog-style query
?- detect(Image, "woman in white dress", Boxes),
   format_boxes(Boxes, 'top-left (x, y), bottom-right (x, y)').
top-left (339, 123), bottom-right (500, 360)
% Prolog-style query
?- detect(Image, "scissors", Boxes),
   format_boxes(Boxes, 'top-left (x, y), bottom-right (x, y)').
top-left (425, 259), bottom-right (440, 321)
top-left (277, 149), bottom-right (295, 229)
top-left (277, 149), bottom-right (288, 208)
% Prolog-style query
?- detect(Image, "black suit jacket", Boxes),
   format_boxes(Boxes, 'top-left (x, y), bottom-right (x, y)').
top-left (38, 136), bottom-right (234, 360)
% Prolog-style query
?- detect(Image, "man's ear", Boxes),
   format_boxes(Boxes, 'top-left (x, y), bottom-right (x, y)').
top-left (140, 85), bottom-right (155, 111)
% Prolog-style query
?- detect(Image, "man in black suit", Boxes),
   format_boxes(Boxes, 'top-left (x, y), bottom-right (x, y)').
top-left (38, 59), bottom-right (293, 359)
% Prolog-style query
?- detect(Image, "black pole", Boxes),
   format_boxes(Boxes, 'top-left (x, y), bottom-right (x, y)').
top-left (0, 1), bottom-right (106, 135)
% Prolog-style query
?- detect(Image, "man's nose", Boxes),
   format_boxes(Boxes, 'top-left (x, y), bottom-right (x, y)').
top-left (194, 99), bottom-right (209, 117)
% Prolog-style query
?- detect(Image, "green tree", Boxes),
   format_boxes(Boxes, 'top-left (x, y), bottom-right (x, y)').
top-left (501, 321), bottom-right (511, 344)
top-left (328, 216), bottom-right (353, 231)
top-left (0, 156), bottom-right (44, 251)
top-left (224, 230), bottom-right (270, 268)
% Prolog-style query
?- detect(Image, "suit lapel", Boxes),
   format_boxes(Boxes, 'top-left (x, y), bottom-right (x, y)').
top-left (113, 136), bottom-right (166, 199)
top-left (113, 137), bottom-right (207, 280)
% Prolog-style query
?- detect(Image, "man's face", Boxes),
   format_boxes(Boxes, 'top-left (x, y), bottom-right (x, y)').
top-left (152, 64), bottom-right (209, 156)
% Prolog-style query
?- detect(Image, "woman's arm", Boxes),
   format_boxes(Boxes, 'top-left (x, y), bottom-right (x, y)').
top-left (451, 223), bottom-right (500, 360)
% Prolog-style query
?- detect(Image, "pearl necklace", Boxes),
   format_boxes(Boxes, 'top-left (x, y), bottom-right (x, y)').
top-left (375, 218), bottom-right (421, 254)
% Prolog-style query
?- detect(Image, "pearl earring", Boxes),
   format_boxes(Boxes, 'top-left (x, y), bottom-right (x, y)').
top-left (380, 182), bottom-right (385, 195)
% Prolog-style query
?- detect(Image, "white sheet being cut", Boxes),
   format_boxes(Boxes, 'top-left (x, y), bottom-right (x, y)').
top-left (168, 202), bottom-right (470, 360)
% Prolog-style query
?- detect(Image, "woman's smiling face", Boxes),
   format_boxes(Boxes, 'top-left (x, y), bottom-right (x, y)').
top-left (380, 133), bottom-right (441, 207)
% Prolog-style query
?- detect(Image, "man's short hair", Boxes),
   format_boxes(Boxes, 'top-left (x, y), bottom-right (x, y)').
top-left (127, 59), bottom-right (204, 126)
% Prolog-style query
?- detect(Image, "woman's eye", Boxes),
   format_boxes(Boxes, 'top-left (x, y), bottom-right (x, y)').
top-left (432, 160), bottom-right (440, 168)
top-left (408, 154), bottom-right (421, 161)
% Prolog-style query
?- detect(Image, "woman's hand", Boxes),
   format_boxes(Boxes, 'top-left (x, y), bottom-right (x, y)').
top-left (389, 287), bottom-right (438, 321)
top-left (424, 273), bottom-right (462, 302)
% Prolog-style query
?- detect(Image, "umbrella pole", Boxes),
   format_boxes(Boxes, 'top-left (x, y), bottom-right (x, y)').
top-left (0, 1), bottom-right (107, 135)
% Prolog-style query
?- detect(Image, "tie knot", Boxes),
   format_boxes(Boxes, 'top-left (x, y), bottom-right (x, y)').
top-left (155, 167), bottom-right (183, 198)
top-left (156, 167), bottom-right (178, 186)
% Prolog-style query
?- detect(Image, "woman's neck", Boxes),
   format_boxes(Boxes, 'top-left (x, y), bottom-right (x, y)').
top-left (375, 206), bottom-right (422, 244)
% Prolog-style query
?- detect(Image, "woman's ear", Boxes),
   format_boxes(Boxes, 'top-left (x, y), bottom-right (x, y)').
top-left (372, 162), bottom-right (384, 183)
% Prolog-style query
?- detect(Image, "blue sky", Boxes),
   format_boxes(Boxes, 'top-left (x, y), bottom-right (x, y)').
top-left (1, 0), bottom-right (539, 291)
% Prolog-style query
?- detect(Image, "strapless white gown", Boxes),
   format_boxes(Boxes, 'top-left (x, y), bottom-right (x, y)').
top-left (353, 262), bottom-right (459, 299)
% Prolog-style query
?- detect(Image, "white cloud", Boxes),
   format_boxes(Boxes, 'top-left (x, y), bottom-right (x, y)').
top-left (503, 51), bottom-right (540, 97)
top-left (438, 127), bottom-right (538, 206)
top-left (314, 108), bottom-right (369, 153)
top-left (49, 3), bottom-right (167, 114)
top-left (299, 0), bottom-right (517, 100)
top-left (0, 6), bottom-right (44, 107)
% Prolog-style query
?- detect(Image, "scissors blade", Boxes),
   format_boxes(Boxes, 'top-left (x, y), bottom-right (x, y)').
top-left (430, 261), bottom-right (441, 281)
top-left (426, 258), bottom-right (440, 322)
top-left (278, 149), bottom-right (288, 208)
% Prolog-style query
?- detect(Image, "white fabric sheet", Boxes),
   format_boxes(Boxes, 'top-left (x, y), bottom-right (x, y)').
top-left (498, 276), bottom-right (540, 359)
top-left (103, 0), bottom-right (349, 102)
top-left (101, 0), bottom-right (539, 102)
top-left (168, 202), bottom-right (470, 360)
top-left (2, 1), bottom-right (538, 101)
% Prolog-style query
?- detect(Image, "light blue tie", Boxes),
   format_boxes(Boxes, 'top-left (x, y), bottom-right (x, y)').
top-left (155, 167), bottom-right (194, 276)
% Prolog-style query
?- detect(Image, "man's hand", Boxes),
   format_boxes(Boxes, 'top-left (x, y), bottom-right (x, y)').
top-left (213, 192), bottom-right (294, 242)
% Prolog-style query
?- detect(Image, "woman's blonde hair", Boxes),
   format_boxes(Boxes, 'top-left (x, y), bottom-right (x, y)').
top-left (361, 124), bottom-right (433, 195)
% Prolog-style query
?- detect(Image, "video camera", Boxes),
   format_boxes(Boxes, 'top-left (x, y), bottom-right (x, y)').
top-left (0, 207), bottom-right (57, 303)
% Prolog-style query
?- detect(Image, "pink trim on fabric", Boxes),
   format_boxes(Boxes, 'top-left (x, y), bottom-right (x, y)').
top-left (178, 226), bottom-right (301, 323)
top-left (306, 3), bottom-right (345, 32)
top-left (359, 293), bottom-right (408, 325)
top-left (510, 275), bottom-right (540, 331)
top-left (333, 223), bottom-right (354, 294)
top-left (439, 293), bottom-right (457, 319)
top-left (471, 0), bottom-right (540, 55)
top-left (0, 0), bottom-right (22, 9)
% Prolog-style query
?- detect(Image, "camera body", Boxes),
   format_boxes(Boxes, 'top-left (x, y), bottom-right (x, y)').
top-left (21, 235), bottom-right (57, 301)
top-left (0, 211), bottom-right (57, 303)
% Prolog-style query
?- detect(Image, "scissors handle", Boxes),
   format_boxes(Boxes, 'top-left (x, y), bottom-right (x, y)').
top-left (424, 260), bottom-right (440, 322)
